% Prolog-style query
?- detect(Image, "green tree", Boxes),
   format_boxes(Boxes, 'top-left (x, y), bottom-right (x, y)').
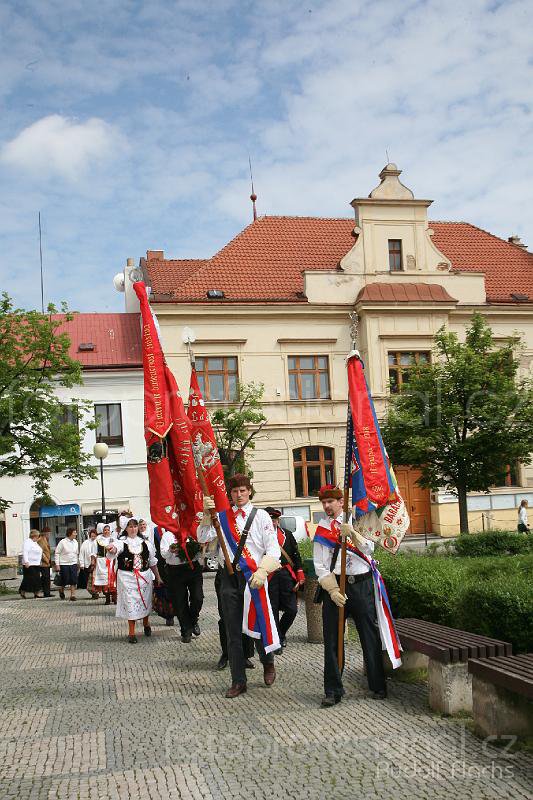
top-left (211, 381), bottom-right (267, 479)
top-left (0, 293), bottom-right (96, 512)
top-left (382, 313), bottom-right (533, 533)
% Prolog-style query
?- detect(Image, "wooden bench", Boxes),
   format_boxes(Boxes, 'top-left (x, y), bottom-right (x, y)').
top-left (388, 618), bottom-right (512, 715)
top-left (468, 654), bottom-right (533, 736)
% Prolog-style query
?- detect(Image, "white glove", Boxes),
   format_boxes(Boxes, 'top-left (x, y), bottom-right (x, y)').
top-left (340, 522), bottom-right (366, 549)
top-left (249, 555), bottom-right (280, 589)
top-left (200, 495), bottom-right (216, 525)
top-left (319, 573), bottom-right (347, 608)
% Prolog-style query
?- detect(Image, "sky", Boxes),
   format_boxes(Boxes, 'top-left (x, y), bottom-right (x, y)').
top-left (0, 0), bottom-right (532, 312)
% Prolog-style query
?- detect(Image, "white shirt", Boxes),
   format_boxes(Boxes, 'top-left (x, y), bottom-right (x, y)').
top-left (79, 538), bottom-right (97, 568)
top-left (519, 506), bottom-right (529, 527)
top-left (54, 537), bottom-right (79, 568)
top-left (313, 514), bottom-right (374, 581)
top-left (197, 502), bottom-right (280, 568)
top-left (23, 538), bottom-right (44, 567)
top-left (113, 536), bottom-right (158, 569)
top-left (160, 530), bottom-right (202, 566)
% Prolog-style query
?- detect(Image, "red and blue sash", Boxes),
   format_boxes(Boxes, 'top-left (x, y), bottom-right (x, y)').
top-left (218, 508), bottom-right (279, 653)
top-left (315, 520), bottom-right (402, 667)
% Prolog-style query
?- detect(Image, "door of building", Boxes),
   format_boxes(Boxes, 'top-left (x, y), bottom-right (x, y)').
top-left (395, 467), bottom-right (432, 534)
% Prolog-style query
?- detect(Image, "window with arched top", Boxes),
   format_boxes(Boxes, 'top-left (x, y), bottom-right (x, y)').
top-left (293, 446), bottom-right (335, 497)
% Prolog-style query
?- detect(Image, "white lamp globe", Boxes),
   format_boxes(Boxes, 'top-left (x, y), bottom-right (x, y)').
top-left (113, 272), bottom-right (125, 292)
top-left (93, 442), bottom-right (109, 460)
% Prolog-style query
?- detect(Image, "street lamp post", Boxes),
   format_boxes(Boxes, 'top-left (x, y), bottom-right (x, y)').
top-left (93, 442), bottom-right (109, 520)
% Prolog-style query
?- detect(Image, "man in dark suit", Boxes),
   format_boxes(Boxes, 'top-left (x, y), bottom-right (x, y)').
top-left (265, 508), bottom-right (305, 651)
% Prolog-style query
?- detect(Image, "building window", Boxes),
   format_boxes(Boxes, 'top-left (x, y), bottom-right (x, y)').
top-left (293, 446), bottom-right (335, 497)
top-left (0, 521), bottom-right (5, 556)
top-left (195, 357), bottom-right (238, 402)
top-left (503, 463), bottom-right (520, 487)
top-left (388, 351), bottom-right (430, 394)
top-left (388, 239), bottom-right (403, 271)
top-left (95, 403), bottom-right (123, 446)
top-left (288, 356), bottom-right (330, 400)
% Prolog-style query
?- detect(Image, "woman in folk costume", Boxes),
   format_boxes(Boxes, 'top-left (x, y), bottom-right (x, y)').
top-left (92, 523), bottom-right (117, 605)
top-left (108, 517), bottom-right (161, 643)
top-left (78, 528), bottom-right (99, 599)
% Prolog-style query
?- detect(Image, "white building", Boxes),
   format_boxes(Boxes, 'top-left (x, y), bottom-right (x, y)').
top-left (2, 313), bottom-right (150, 556)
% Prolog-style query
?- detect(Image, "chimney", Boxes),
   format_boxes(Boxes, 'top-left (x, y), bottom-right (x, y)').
top-left (146, 250), bottom-right (165, 260)
top-left (508, 235), bottom-right (528, 250)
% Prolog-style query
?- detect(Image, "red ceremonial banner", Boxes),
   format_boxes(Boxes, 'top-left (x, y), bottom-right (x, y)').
top-left (134, 282), bottom-right (200, 541)
top-left (186, 368), bottom-right (229, 511)
top-left (347, 354), bottom-right (396, 509)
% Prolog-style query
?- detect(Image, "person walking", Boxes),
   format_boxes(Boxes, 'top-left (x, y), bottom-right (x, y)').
top-left (160, 528), bottom-right (204, 643)
top-left (518, 499), bottom-right (530, 533)
top-left (313, 484), bottom-right (388, 707)
top-left (36, 527), bottom-right (52, 598)
top-left (92, 524), bottom-right (117, 605)
top-left (19, 530), bottom-right (44, 598)
top-left (197, 473), bottom-right (280, 698)
top-left (54, 528), bottom-right (79, 601)
top-left (78, 529), bottom-right (99, 598)
top-left (109, 518), bottom-right (161, 643)
top-left (152, 525), bottom-right (175, 627)
top-left (265, 507), bottom-right (305, 652)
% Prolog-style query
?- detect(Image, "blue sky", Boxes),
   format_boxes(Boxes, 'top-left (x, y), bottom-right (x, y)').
top-left (1, 0), bottom-right (532, 312)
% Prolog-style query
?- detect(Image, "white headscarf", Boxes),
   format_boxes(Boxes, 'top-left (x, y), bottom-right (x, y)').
top-left (96, 523), bottom-right (105, 535)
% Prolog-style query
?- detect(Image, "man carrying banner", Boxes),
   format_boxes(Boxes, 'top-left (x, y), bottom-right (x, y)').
top-left (198, 474), bottom-right (281, 698)
top-left (314, 485), bottom-right (388, 706)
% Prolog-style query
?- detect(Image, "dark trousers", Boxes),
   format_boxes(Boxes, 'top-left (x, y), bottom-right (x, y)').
top-left (215, 568), bottom-right (253, 659)
top-left (166, 562), bottom-right (204, 636)
top-left (40, 566), bottom-right (51, 596)
top-left (322, 573), bottom-right (386, 696)
top-left (220, 568), bottom-right (273, 685)
top-left (268, 568), bottom-right (298, 641)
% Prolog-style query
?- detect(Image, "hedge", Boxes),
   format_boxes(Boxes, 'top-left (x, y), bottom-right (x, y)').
top-left (454, 530), bottom-right (533, 557)
top-left (378, 552), bottom-right (533, 653)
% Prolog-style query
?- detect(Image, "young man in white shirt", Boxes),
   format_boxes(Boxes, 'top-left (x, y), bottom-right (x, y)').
top-left (313, 485), bottom-right (387, 707)
top-left (159, 529), bottom-right (204, 643)
top-left (198, 474), bottom-right (281, 698)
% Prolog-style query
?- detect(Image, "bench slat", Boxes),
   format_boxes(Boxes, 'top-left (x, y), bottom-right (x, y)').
top-left (395, 619), bottom-right (512, 663)
top-left (468, 656), bottom-right (533, 699)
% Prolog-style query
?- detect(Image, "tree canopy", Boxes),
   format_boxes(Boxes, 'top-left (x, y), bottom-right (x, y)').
top-left (382, 313), bottom-right (533, 533)
top-left (0, 293), bottom-right (96, 512)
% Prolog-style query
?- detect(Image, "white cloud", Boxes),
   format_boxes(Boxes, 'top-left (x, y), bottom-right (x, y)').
top-left (0, 115), bottom-right (122, 181)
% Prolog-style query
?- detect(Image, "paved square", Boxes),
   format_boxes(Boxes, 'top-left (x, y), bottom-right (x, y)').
top-left (0, 576), bottom-right (531, 799)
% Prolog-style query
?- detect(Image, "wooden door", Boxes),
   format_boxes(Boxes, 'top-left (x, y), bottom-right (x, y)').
top-left (395, 467), bottom-right (432, 534)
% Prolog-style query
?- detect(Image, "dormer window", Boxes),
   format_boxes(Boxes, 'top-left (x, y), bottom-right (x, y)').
top-left (388, 239), bottom-right (403, 272)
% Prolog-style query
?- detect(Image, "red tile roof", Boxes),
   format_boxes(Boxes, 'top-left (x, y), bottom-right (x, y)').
top-left (357, 283), bottom-right (456, 303)
top-left (53, 313), bottom-right (141, 369)
top-left (146, 217), bottom-right (533, 304)
top-left (430, 222), bottom-right (533, 303)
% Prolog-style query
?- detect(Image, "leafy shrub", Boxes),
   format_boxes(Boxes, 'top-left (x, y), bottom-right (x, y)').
top-left (454, 530), bottom-right (533, 557)
top-left (456, 574), bottom-right (533, 654)
top-left (378, 551), bottom-right (533, 653)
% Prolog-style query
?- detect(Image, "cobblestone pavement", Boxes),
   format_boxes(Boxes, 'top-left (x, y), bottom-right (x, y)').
top-left (0, 576), bottom-right (531, 800)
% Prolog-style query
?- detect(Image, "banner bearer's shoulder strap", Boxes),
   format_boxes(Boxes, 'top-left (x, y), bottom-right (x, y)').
top-left (232, 507), bottom-right (258, 569)
top-left (330, 543), bottom-right (341, 572)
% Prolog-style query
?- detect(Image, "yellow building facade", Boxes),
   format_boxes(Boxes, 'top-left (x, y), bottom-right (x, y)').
top-left (131, 164), bottom-right (533, 536)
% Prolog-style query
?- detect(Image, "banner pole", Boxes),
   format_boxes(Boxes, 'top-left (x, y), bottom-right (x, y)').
top-left (337, 312), bottom-right (359, 671)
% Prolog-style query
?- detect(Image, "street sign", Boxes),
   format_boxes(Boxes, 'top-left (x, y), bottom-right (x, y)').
top-left (39, 504), bottom-right (81, 518)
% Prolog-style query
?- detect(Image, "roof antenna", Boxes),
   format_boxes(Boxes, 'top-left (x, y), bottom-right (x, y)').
top-left (38, 211), bottom-right (45, 313)
top-left (385, 148), bottom-right (390, 164)
top-left (248, 156), bottom-right (257, 221)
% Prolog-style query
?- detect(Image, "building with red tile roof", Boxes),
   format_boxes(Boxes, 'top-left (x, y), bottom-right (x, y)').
top-left (144, 216), bottom-right (533, 306)
top-left (53, 313), bottom-right (141, 370)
